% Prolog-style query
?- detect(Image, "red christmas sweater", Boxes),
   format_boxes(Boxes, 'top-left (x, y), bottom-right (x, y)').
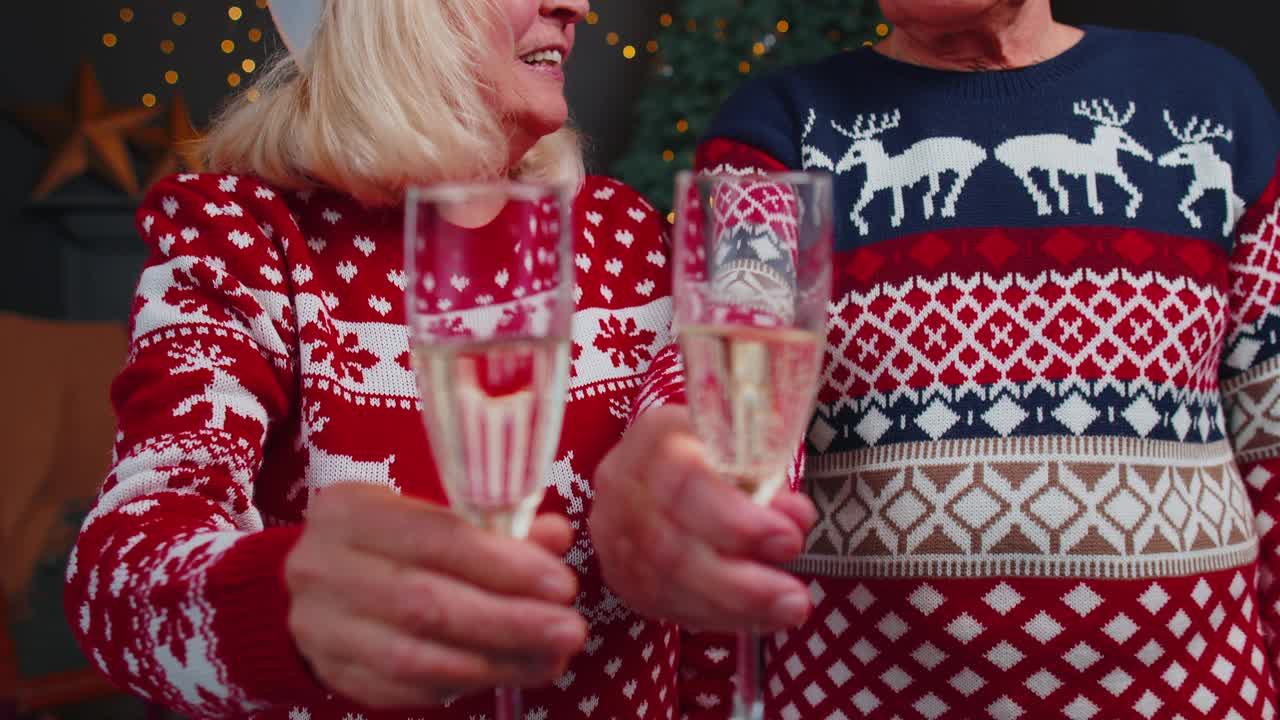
top-left (677, 28), bottom-right (1280, 720)
top-left (64, 172), bottom-right (686, 720)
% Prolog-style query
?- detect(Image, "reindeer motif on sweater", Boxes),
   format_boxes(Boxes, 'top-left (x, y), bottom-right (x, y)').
top-left (996, 98), bottom-right (1154, 219)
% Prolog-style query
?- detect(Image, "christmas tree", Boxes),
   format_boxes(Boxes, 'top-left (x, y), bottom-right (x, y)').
top-left (612, 0), bottom-right (887, 212)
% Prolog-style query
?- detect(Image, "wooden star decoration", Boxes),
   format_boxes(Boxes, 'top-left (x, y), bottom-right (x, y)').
top-left (130, 92), bottom-right (206, 190)
top-left (6, 61), bottom-right (158, 200)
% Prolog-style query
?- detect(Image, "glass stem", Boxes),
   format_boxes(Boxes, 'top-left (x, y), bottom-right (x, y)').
top-left (733, 627), bottom-right (764, 720)
top-left (495, 685), bottom-right (521, 720)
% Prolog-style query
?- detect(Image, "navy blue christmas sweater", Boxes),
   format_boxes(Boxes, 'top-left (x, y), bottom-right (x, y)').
top-left (675, 26), bottom-right (1280, 720)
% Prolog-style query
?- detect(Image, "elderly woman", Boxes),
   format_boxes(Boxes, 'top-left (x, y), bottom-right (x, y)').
top-left (593, 0), bottom-right (1280, 717)
top-left (65, 1), bottom-right (687, 718)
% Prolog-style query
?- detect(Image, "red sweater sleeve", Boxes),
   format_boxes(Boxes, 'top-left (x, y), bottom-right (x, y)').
top-left (1221, 162), bottom-right (1280, 680)
top-left (64, 174), bottom-right (325, 716)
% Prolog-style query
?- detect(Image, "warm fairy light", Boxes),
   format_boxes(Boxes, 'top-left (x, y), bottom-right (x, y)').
top-left (90, 1), bottom-right (748, 159)
top-left (83, 0), bottom-right (280, 138)
top-left (614, 9), bottom-right (891, 214)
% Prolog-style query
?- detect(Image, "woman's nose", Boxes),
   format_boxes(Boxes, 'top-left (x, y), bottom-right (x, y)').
top-left (542, 0), bottom-right (588, 25)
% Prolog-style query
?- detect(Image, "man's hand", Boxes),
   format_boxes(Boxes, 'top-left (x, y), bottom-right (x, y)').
top-left (591, 405), bottom-right (817, 632)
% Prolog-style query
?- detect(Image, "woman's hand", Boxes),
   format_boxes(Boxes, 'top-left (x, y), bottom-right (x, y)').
top-left (590, 405), bottom-right (817, 633)
top-left (285, 485), bottom-right (587, 709)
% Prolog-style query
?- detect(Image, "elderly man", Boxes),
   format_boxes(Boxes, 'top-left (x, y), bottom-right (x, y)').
top-left (593, 0), bottom-right (1280, 717)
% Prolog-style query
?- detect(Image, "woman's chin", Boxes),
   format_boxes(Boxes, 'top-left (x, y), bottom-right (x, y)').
top-left (516, 107), bottom-right (570, 142)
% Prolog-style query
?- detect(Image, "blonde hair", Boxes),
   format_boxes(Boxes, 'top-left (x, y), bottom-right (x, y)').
top-left (202, 0), bottom-right (585, 206)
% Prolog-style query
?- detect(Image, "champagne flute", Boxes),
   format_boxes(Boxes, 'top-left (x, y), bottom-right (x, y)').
top-left (405, 181), bottom-right (575, 720)
top-left (672, 171), bottom-right (833, 720)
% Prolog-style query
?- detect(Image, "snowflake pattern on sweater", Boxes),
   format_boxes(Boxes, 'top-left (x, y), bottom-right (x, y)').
top-left (679, 26), bottom-right (1280, 720)
top-left (65, 173), bottom-right (685, 719)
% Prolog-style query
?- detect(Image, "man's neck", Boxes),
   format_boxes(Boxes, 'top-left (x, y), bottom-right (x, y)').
top-left (876, 3), bottom-right (1083, 71)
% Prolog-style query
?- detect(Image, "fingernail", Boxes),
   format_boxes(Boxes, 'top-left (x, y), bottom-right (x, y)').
top-left (537, 572), bottom-right (576, 600)
top-left (760, 533), bottom-right (801, 563)
top-left (545, 619), bottom-right (584, 650)
top-left (771, 592), bottom-right (811, 627)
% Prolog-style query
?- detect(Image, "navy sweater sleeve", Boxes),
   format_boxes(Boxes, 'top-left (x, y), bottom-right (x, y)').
top-left (701, 73), bottom-right (804, 169)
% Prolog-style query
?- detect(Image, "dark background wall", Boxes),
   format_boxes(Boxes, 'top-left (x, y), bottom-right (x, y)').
top-left (1055, 0), bottom-right (1278, 101)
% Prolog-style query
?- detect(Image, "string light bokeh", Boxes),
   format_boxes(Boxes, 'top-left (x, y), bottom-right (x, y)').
top-left (98, 0), bottom-right (274, 109)
top-left (93, 3), bottom-right (881, 110)
top-left (96, 2), bottom-right (672, 112)
top-left (610, 2), bottom-right (888, 213)
top-left (87, 0), bottom-right (890, 209)
top-left (589, 7), bottom-right (890, 183)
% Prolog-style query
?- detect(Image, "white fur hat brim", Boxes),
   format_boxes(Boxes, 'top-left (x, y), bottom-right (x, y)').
top-left (269, 0), bottom-right (325, 54)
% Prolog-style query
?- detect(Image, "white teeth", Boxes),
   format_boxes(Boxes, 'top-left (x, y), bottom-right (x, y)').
top-left (521, 49), bottom-right (563, 66)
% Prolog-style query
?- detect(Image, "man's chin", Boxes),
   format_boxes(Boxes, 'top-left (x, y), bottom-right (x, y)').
top-left (880, 0), bottom-right (1009, 27)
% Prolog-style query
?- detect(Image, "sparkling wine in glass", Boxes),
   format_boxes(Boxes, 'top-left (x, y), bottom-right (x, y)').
top-left (673, 170), bottom-right (833, 720)
top-left (405, 181), bottom-right (575, 720)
